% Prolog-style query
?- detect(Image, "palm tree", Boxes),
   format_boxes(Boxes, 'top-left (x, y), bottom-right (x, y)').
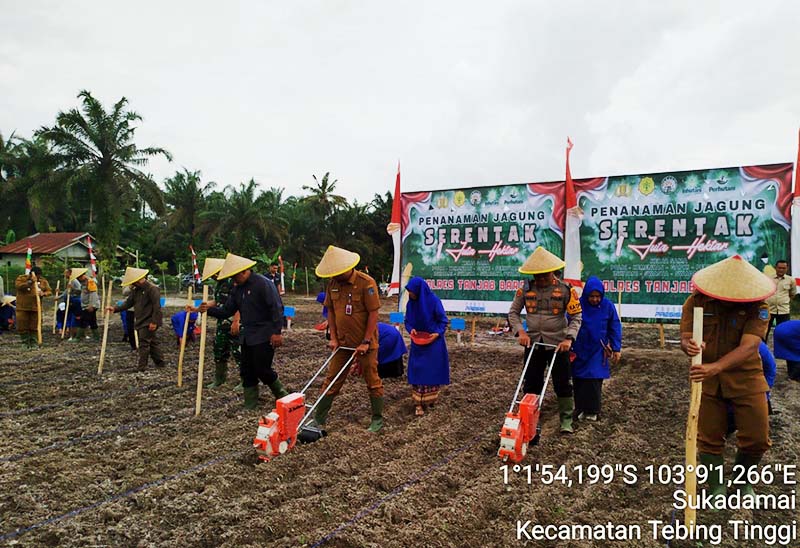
top-left (163, 169), bottom-right (215, 241)
top-left (36, 90), bottom-right (172, 251)
top-left (301, 172), bottom-right (348, 220)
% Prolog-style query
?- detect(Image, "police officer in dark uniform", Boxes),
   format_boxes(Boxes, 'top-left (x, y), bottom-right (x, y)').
top-left (200, 258), bottom-right (243, 389)
top-left (508, 247), bottom-right (582, 433)
top-left (681, 255), bottom-right (775, 501)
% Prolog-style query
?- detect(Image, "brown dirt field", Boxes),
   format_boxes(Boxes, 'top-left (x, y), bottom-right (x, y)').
top-left (1, 296), bottom-right (798, 547)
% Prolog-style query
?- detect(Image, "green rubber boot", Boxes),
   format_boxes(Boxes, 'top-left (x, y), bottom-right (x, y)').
top-left (367, 396), bottom-right (384, 433)
top-left (92, 329), bottom-right (100, 340)
top-left (243, 385), bottom-right (259, 410)
top-left (733, 451), bottom-right (762, 497)
top-left (233, 381), bottom-right (244, 393)
top-left (699, 453), bottom-right (726, 504)
top-left (206, 361), bottom-right (227, 389)
top-left (558, 397), bottom-right (575, 434)
top-left (20, 333), bottom-right (30, 347)
top-left (267, 378), bottom-right (290, 400)
top-left (313, 395), bottom-right (335, 426)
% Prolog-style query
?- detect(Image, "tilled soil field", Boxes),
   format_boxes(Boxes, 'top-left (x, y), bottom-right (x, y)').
top-left (1, 296), bottom-right (798, 547)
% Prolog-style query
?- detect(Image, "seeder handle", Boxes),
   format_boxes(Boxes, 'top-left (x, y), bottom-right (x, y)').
top-left (300, 348), bottom-right (358, 426)
top-left (300, 346), bottom-right (357, 394)
top-left (537, 346), bottom-right (560, 411)
top-left (508, 341), bottom-right (557, 414)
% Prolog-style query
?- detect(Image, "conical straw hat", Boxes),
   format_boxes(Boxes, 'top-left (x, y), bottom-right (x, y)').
top-left (201, 258), bottom-right (225, 281)
top-left (121, 267), bottom-right (149, 287)
top-left (217, 253), bottom-right (257, 280)
top-left (315, 245), bottom-right (360, 278)
top-left (518, 246), bottom-right (565, 275)
top-left (1, 295), bottom-right (15, 307)
top-left (692, 255), bottom-right (776, 302)
top-left (68, 268), bottom-right (88, 283)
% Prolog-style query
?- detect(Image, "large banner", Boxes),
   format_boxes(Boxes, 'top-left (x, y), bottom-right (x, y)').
top-left (577, 163), bottom-right (793, 319)
top-left (400, 163), bottom-right (794, 319)
top-left (400, 183), bottom-right (565, 313)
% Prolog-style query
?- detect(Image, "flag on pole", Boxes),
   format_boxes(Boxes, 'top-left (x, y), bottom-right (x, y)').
top-left (386, 161), bottom-right (402, 297)
top-left (278, 256), bottom-right (285, 295)
top-left (25, 242), bottom-right (32, 274)
top-left (190, 245), bottom-right (200, 282)
top-left (87, 236), bottom-right (98, 279)
top-left (291, 262), bottom-right (297, 292)
top-left (563, 138), bottom-right (584, 288)
top-left (791, 129), bottom-right (800, 285)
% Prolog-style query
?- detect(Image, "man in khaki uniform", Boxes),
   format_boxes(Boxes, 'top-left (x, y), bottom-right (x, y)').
top-left (14, 266), bottom-right (52, 348)
top-left (508, 247), bottom-right (582, 433)
top-left (764, 259), bottom-right (796, 341)
top-left (313, 245), bottom-right (384, 433)
top-left (680, 255), bottom-right (774, 500)
top-left (109, 267), bottom-right (164, 371)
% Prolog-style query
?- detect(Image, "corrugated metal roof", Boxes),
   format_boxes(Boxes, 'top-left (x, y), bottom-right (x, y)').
top-left (0, 232), bottom-right (90, 254)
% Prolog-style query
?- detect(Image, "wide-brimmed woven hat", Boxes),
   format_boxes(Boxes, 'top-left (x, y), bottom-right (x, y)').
top-left (1, 295), bottom-right (15, 307)
top-left (315, 245), bottom-right (360, 278)
top-left (692, 255), bottom-right (776, 302)
top-left (68, 268), bottom-right (88, 283)
top-left (201, 257), bottom-right (225, 281)
top-left (217, 253), bottom-right (257, 280)
top-left (518, 247), bottom-right (565, 275)
top-left (121, 267), bottom-right (149, 287)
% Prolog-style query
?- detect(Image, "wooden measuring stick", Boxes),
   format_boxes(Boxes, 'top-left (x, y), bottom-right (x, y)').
top-left (195, 285), bottom-right (209, 416)
top-left (61, 278), bottom-right (71, 339)
top-left (658, 323), bottom-right (665, 349)
top-left (177, 287), bottom-right (193, 387)
top-left (32, 273), bottom-right (42, 346)
top-left (684, 306), bottom-right (703, 527)
top-left (51, 280), bottom-right (60, 334)
top-left (101, 275), bottom-right (106, 311)
top-left (134, 328), bottom-right (139, 349)
top-left (97, 279), bottom-right (114, 374)
top-left (617, 290), bottom-right (623, 319)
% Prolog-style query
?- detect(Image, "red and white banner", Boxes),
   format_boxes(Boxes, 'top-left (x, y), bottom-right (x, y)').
top-left (386, 161), bottom-right (402, 296)
top-left (87, 236), bottom-right (98, 278)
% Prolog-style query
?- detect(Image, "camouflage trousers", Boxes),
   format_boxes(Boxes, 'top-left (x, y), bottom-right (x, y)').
top-left (213, 321), bottom-right (241, 368)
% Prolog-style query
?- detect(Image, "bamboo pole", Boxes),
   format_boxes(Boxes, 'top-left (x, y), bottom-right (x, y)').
top-left (658, 323), bottom-right (665, 349)
top-left (470, 315), bottom-right (477, 345)
top-left (617, 289), bottom-right (623, 319)
top-left (177, 287), bottom-right (193, 387)
top-left (51, 280), bottom-right (61, 334)
top-left (61, 278), bottom-right (71, 339)
top-left (97, 280), bottom-right (114, 374)
top-left (134, 329), bottom-right (139, 349)
top-left (101, 274), bottom-right (106, 311)
top-left (305, 266), bottom-right (309, 297)
top-left (684, 307), bottom-right (704, 527)
top-left (195, 285), bottom-right (209, 416)
top-left (33, 273), bottom-right (42, 346)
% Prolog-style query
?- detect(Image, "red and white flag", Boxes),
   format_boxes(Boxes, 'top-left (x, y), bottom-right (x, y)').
top-left (278, 255), bottom-right (285, 295)
top-left (386, 161), bottom-right (402, 297)
top-left (563, 137), bottom-right (584, 288)
top-left (87, 236), bottom-right (98, 279)
top-left (190, 245), bottom-right (200, 282)
top-left (791, 129), bottom-right (800, 285)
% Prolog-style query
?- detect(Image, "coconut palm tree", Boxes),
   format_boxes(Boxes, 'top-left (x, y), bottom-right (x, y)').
top-left (301, 172), bottom-right (348, 220)
top-left (37, 90), bottom-right (171, 251)
top-left (163, 169), bottom-right (215, 241)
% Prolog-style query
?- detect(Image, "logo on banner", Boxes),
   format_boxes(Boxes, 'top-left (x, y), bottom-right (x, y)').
top-left (660, 176), bottom-right (677, 194)
top-left (470, 190), bottom-right (482, 205)
top-left (453, 191), bottom-right (466, 207)
top-left (436, 196), bottom-right (449, 208)
top-left (615, 183), bottom-right (632, 198)
top-left (639, 177), bottom-right (655, 196)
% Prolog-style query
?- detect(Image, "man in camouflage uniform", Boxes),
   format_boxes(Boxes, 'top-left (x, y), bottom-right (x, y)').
top-left (202, 258), bottom-right (243, 389)
top-left (508, 247), bottom-right (582, 433)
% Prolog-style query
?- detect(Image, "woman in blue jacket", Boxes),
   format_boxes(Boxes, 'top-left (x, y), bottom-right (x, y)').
top-left (572, 276), bottom-right (622, 421)
top-left (405, 276), bottom-right (450, 416)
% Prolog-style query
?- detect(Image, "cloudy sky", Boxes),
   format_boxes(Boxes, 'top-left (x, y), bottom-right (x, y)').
top-left (2, 1), bottom-right (799, 201)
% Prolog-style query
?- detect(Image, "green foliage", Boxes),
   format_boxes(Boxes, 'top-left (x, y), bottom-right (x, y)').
top-left (1, 92), bottom-right (398, 289)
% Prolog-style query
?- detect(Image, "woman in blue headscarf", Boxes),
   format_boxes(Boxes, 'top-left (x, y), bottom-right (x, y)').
top-left (572, 276), bottom-right (622, 421)
top-left (405, 276), bottom-right (450, 416)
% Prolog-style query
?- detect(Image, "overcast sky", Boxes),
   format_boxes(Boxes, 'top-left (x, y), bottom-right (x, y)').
top-left (2, 1), bottom-right (799, 202)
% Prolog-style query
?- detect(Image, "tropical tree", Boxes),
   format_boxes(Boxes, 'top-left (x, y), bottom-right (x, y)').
top-left (163, 169), bottom-right (214, 242)
top-left (36, 90), bottom-right (172, 252)
top-left (301, 172), bottom-right (347, 220)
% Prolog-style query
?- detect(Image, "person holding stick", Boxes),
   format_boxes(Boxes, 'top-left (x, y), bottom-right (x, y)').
top-left (200, 257), bottom-right (243, 390)
top-left (196, 254), bottom-right (288, 410)
top-left (680, 255), bottom-right (775, 501)
top-left (15, 266), bottom-right (52, 348)
top-left (61, 268), bottom-right (83, 341)
top-left (107, 267), bottom-right (165, 371)
top-left (76, 269), bottom-right (101, 340)
top-left (508, 247), bottom-right (582, 434)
